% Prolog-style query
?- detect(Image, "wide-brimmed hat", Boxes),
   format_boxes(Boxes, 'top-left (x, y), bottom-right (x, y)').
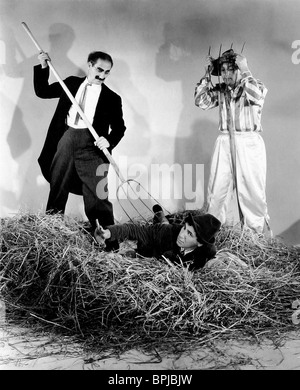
top-left (184, 213), bottom-right (221, 245)
top-left (211, 49), bottom-right (238, 76)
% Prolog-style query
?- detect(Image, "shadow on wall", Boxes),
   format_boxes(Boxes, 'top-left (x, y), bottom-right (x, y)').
top-left (277, 220), bottom-right (300, 246)
top-left (1, 22), bottom-right (85, 213)
top-left (155, 18), bottom-right (217, 211)
top-left (178, 119), bottom-right (216, 204)
top-left (110, 58), bottom-right (151, 158)
top-left (102, 58), bottom-right (154, 222)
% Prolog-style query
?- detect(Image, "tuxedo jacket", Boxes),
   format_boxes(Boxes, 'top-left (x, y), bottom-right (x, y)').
top-left (33, 65), bottom-right (126, 195)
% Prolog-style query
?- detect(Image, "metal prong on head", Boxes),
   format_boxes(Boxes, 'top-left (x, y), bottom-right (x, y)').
top-left (96, 219), bottom-right (100, 229)
top-left (217, 44), bottom-right (222, 81)
top-left (241, 42), bottom-right (246, 53)
top-left (208, 45), bottom-right (211, 56)
top-left (230, 42), bottom-right (233, 49)
top-left (218, 43), bottom-right (222, 58)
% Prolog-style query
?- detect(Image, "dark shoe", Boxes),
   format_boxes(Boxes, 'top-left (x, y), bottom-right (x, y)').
top-left (152, 204), bottom-right (169, 225)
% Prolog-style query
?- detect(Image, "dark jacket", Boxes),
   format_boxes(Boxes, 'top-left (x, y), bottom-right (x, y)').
top-left (107, 223), bottom-right (217, 270)
top-left (33, 65), bottom-right (126, 195)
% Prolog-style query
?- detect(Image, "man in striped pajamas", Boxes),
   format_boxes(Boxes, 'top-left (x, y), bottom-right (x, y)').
top-left (194, 49), bottom-right (271, 234)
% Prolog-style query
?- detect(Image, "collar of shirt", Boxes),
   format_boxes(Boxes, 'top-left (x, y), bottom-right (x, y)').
top-left (77, 77), bottom-right (102, 93)
top-left (88, 80), bottom-right (102, 91)
top-left (223, 81), bottom-right (243, 100)
top-left (81, 78), bottom-right (103, 91)
top-left (180, 247), bottom-right (194, 256)
top-left (67, 78), bottom-right (102, 128)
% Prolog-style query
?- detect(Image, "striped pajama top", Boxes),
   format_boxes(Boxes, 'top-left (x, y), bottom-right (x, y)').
top-left (194, 70), bottom-right (267, 132)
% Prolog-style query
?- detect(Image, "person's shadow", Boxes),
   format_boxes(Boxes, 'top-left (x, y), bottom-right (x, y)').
top-left (107, 58), bottom-right (155, 222)
top-left (155, 19), bottom-right (217, 211)
top-left (109, 58), bottom-right (151, 159)
top-left (1, 22), bottom-right (84, 213)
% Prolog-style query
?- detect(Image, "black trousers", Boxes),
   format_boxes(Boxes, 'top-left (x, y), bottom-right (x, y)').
top-left (46, 127), bottom-right (115, 233)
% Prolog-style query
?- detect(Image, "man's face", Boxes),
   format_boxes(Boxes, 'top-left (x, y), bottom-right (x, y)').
top-left (176, 222), bottom-right (200, 250)
top-left (220, 62), bottom-right (239, 87)
top-left (87, 58), bottom-right (112, 85)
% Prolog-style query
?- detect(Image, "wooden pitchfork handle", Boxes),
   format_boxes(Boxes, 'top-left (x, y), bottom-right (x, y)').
top-left (21, 22), bottom-right (126, 183)
top-left (224, 91), bottom-right (244, 225)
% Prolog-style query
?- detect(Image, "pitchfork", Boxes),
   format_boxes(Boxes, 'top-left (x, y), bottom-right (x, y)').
top-left (22, 22), bottom-right (169, 223)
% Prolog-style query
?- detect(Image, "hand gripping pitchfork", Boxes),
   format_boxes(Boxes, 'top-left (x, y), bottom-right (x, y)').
top-left (22, 22), bottom-right (166, 222)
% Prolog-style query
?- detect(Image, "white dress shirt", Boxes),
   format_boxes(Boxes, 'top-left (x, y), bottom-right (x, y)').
top-left (67, 78), bottom-right (102, 128)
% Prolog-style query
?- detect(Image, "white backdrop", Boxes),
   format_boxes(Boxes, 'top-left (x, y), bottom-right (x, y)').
top-left (0, 0), bottom-right (299, 244)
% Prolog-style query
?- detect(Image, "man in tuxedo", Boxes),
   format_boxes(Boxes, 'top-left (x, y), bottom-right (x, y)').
top-left (34, 51), bottom-right (126, 250)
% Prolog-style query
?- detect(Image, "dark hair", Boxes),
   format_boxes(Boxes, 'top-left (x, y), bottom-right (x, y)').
top-left (219, 49), bottom-right (238, 70)
top-left (87, 51), bottom-right (113, 67)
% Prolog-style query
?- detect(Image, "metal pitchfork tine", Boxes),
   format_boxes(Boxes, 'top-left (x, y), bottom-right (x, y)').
top-left (115, 178), bottom-right (168, 223)
top-left (241, 42), bottom-right (246, 54)
top-left (21, 22), bottom-right (169, 224)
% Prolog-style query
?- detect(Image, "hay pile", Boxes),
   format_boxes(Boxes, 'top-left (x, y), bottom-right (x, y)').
top-left (0, 212), bottom-right (299, 353)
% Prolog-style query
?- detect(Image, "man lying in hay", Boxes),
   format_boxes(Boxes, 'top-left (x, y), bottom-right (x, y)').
top-left (94, 205), bottom-right (221, 271)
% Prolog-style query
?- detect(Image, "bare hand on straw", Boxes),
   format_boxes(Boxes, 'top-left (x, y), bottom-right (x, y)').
top-left (94, 136), bottom-right (110, 151)
top-left (94, 220), bottom-right (111, 246)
